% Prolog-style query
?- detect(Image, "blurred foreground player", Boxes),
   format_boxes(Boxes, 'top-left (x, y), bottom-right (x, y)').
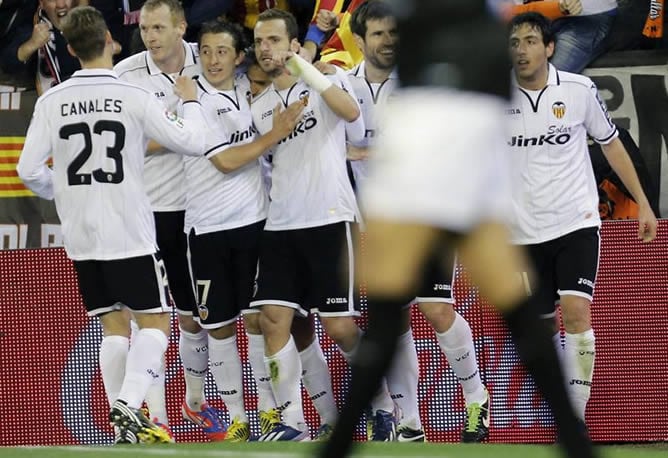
top-left (318, 1), bottom-right (597, 458)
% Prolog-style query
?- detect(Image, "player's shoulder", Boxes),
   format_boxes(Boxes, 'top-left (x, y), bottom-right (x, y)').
top-left (113, 52), bottom-right (148, 77)
top-left (555, 70), bottom-right (596, 91)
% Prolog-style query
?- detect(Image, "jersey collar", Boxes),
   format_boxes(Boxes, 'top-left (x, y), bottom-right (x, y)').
top-left (352, 60), bottom-right (398, 81)
top-left (512, 63), bottom-right (560, 89)
top-left (70, 68), bottom-right (118, 79)
top-left (145, 40), bottom-right (197, 76)
top-left (196, 74), bottom-right (235, 95)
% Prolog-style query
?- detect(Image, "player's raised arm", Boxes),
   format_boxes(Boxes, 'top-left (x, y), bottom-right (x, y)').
top-left (284, 52), bottom-right (360, 122)
top-left (208, 100), bottom-right (304, 173)
top-left (16, 101), bottom-right (54, 200)
top-left (142, 76), bottom-right (207, 157)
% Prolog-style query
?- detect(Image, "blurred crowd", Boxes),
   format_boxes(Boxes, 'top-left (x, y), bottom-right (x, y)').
top-left (0, 0), bottom-right (665, 91)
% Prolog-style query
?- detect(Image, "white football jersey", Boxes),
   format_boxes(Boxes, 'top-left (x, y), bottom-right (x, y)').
top-left (250, 72), bottom-right (360, 230)
top-left (17, 69), bottom-right (206, 261)
top-left (114, 41), bottom-right (200, 212)
top-left (347, 61), bottom-right (398, 190)
top-left (506, 64), bottom-right (617, 244)
top-left (183, 75), bottom-right (268, 234)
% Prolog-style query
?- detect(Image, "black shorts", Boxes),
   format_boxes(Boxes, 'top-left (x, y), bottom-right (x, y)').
top-left (415, 250), bottom-right (456, 305)
top-left (250, 222), bottom-right (359, 317)
top-left (188, 220), bottom-right (264, 328)
top-left (73, 252), bottom-right (170, 317)
top-left (154, 211), bottom-right (197, 315)
top-left (525, 226), bottom-right (600, 317)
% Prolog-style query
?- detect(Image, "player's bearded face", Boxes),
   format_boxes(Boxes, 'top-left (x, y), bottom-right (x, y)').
top-left (254, 19), bottom-right (293, 77)
top-left (363, 18), bottom-right (397, 71)
top-left (140, 5), bottom-right (186, 66)
top-left (40, 0), bottom-right (73, 30)
top-left (200, 32), bottom-right (243, 90)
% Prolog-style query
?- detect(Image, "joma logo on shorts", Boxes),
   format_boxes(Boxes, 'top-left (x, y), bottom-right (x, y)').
top-left (326, 297), bottom-right (347, 305)
top-left (433, 284), bottom-right (451, 291)
top-left (577, 278), bottom-right (594, 288)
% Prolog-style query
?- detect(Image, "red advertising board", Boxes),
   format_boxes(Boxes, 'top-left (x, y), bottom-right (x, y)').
top-left (1, 221), bottom-right (666, 445)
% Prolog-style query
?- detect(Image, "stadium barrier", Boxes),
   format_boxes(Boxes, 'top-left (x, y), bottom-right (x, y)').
top-left (1, 220), bottom-right (666, 446)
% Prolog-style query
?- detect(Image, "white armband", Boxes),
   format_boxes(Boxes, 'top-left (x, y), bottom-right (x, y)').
top-left (285, 54), bottom-right (333, 94)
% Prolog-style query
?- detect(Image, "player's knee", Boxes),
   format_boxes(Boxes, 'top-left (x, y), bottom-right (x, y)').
top-left (320, 316), bottom-right (358, 349)
top-left (178, 313), bottom-right (202, 334)
top-left (419, 301), bottom-right (456, 332)
top-left (208, 323), bottom-right (236, 340)
top-left (259, 305), bottom-right (293, 337)
top-left (243, 312), bottom-right (262, 334)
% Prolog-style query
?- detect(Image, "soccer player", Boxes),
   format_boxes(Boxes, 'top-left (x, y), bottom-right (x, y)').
top-left (249, 8), bottom-right (398, 442)
top-left (16, 6), bottom-right (207, 444)
top-left (507, 12), bottom-right (657, 428)
top-left (318, 1), bottom-right (597, 458)
top-left (344, 1), bottom-right (491, 442)
top-left (179, 18), bottom-right (306, 442)
top-left (113, 0), bottom-right (226, 440)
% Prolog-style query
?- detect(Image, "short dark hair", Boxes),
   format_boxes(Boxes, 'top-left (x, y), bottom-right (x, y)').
top-left (256, 8), bottom-right (299, 41)
top-left (198, 19), bottom-right (248, 53)
top-left (60, 6), bottom-right (108, 62)
top-left (142, 0), bottom-right (186, 24)
top-left (350, 0), bottom-right (395, 38)
top-left (508, 12), bottom-right (554, 46)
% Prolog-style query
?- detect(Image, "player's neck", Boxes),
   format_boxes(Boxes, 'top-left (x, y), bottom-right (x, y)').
top-left (273, 72), bottom-right (298, 91)
top-left (80, 56), bottom-right (113, 71)
top-left (157, 44), bottom-right (186, 75)
top-left (208, 76), bottom-right (235, 91)
top-left (516, 64), bottom-right (549, 91)
top-left (364, 63), bottom-right (392, 84)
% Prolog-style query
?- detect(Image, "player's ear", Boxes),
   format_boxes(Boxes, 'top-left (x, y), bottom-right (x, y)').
top-left (546, 39), bottom-right (555, 59)
top-left (290, 38), bottom-right (300, 53)
top-left (66, 43), bottom-right (77, 58)
top-left (353, 33), bottom-right (364, 52)
top-left (235, 49), bottom-right (246, 66)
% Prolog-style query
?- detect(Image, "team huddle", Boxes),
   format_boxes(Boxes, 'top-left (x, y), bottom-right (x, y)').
top-left (16, 1), bottom-right (656, 457)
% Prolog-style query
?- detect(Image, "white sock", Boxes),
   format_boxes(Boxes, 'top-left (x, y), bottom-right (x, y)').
top-left (436, 312), bottom-right (487, 406)
top-left (264, 335), bottom-right (305, 430)
top-left (179, 327), bottom-right (209, 411)
top-left (299, 338), bottom-right (338, 426)
top-left (247, 332), bottom-right (277, 412)
top-left (208, 334), bottom-right (248, 422)
top-left (118, 328), bottom-right (169, 409)
top-left (144, 355), bottom-right (169, 425)
top-left (340, 328), bottom-right (394, 414)
top-left (564, 329), bottom-right (595, 420)
top-left (99, 336), bottom-right (129, 407)
top-left (387, 330), bottom-right (422, 430)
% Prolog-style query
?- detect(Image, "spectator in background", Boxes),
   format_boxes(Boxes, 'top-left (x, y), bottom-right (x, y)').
top-left (2, 0), bottom-right (79, 93)
top-left (497, 0), bottom-right (617, 73)
top-left (0, 0), bottom-right (38, 88)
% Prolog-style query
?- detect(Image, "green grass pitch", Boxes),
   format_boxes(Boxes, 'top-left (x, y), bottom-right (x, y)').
top-left (3, 442), bottom-right (668, 458)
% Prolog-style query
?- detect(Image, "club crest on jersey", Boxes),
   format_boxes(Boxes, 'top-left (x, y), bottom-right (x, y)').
top-left (552, 101), bottom-right (566, 119)
top-left (299, 90), bottom-right (310, 106)
top-left (163, 109), bottom-right (184, 128)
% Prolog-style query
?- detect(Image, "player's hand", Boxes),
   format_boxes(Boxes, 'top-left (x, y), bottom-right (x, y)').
top-left (559, 0), bottom-right (583, 15)
top-left (29, 23), bottom-right (51, 49)
top-left (173, 75), bottom-right (197, 102)
top-left (271, 101), bottom-right (304, 138)
top-left (316, 9), bottom-right (339, 33)
top-left (347, 144), bottom-right (369, 161)
top-left (272, 50), bottom-right (296, 71)
top-left (637, 203), bottom-right (657, 242)
top-left (313, 60), bottom-right (336, 75)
